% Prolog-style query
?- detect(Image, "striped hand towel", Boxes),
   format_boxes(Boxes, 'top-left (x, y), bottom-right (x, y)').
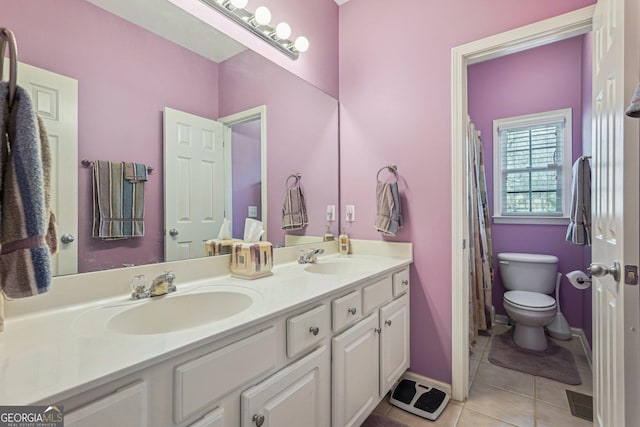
top-left (0, 83), bottom-right (53, 298)
top-left (92, 161), bottom-right (146, 239)
top-left (282, 176), bottom-right (308, 231)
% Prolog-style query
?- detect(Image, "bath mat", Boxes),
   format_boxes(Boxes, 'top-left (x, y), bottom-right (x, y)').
top-left (360, 413), bottom-right (410, 427)
top-left (488, 331), bottom-right (581, 385)
top-left (566, 390), bottom-right (593, 421)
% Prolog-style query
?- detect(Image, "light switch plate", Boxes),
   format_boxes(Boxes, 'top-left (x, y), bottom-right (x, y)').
top-left (326, 205), bottom-right (336, 221)
top-left (346, 205), bottom-right (355, 222)
top-left (248, 206), bottom-right (258, 218)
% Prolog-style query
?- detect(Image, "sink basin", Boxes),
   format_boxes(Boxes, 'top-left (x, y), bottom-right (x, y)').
top-left (107, 290), bottom-right (254, 335)
top-left (304, 258), bottom-right (374, 275)
top-left (72, 285), bottom-right (260, 336)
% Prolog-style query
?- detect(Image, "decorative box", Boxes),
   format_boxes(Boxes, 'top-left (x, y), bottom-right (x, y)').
top-left (230, 241), bottom-right (273, 279)
top-left (204, 239), bottom-right (242, 256)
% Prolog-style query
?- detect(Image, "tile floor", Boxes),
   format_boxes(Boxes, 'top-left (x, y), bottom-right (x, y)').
top-left (367, 324), bottom-right (593, 427)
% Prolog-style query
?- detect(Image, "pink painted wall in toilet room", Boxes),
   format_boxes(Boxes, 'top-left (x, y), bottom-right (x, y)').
top-left (467, 36), bottom-right (592, 337)
top-left (339, 0), bottom-right (595, 384)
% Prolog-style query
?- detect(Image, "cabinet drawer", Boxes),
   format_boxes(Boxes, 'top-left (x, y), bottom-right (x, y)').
top-left (287, 305), bottom-right (329, 358)
top-left (392, 268), bottom-right (410, 296)
top-left (65, 381), bottom-right (147, 427)
top-left (362, 276), bottom-right (393, 315)
top-left (189, 407), bottom-right (224, 427)
top-left (174, 327), bottom-right (276, 423)
top-left (332, 290), bottom-right (362, 332)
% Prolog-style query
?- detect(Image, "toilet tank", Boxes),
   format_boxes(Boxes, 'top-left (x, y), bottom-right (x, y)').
top-left (497, 253), bottom-right (558, 294)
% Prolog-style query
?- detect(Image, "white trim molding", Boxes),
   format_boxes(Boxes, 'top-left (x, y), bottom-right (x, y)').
top-left (450, 5), bottom-right (594, 402)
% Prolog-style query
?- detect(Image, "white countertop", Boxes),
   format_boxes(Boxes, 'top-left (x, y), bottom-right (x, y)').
top-left (0, 247), bottom-right (411, 405)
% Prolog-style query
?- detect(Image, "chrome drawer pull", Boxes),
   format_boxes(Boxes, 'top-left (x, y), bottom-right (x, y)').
top-left (309, 326), bottom-right (320, 336)
top-left (348, 307), bottom-right (357, 315)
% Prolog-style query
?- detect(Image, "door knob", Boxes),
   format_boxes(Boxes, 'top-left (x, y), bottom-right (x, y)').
top-left (60, 234), bottom-right (75, 244)
top-left (252, 414), bottom-right (264, 427)
top-left (589, 261), bottom-right (620, 282)
top-left (169, 228), bottom-right (179, 237)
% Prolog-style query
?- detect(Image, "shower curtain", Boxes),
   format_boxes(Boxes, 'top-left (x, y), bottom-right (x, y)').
top-left (468, 121), bottom-right (493, 344)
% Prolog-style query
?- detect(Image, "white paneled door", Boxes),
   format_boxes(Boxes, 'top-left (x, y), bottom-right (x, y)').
top-left (163, 108), bottom-right (225, 262)
top-left (7, 62), bottom-right (79, 276)
top-left (591, 0), bottom-right (640, 426)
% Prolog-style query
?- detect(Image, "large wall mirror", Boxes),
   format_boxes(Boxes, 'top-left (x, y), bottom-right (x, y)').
top-left (4, 0), bottom-right (339, 275)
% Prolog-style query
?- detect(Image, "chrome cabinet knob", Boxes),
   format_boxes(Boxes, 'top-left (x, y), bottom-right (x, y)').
top-left (309, 326), bottom-right (320, 336)
top-left (589, 261), bottom-right (620, 282)
top-left (61, 234), bottom-right (75, 244)
top-left (252, 414), bottom-right (265, 427)
top-left (385, 320), bottom-right (392, 326)
top-left (348, 307), bottom-right (357, 315)
top-left (169, 228), bottom-right (179, 237)
top-left (374, 328), bottom-right (382, 334)
top-left (402, 279), bottom-right (409, 286)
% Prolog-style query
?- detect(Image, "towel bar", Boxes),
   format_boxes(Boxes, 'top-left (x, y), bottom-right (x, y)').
top-left (81, 159), bottom-right (154, 173)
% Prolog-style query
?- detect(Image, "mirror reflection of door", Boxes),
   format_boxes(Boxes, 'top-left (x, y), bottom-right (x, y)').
top-left (163, 107), bottom-right (225, 262)
top-left (229, 119), bottom-right (262, 240)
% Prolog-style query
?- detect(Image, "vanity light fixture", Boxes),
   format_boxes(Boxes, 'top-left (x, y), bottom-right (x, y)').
top-left (200, 0), bottom-right (308, 59)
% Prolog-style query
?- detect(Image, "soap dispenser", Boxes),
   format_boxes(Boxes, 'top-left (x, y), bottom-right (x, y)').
top-left (323, 225), bottom-right (335, 242)
top-left (339, 228), bottom-right (350, 255)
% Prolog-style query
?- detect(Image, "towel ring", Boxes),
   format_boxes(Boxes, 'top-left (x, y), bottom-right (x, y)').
top-left (286, 173), bottom-right (301, 188)
top-left (0, 28), bottom-right (18, 109)
top-left (376, 164), bottom-right (398, 183)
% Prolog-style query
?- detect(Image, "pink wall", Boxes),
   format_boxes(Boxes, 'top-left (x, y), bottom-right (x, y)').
top-left (169, 0), bottom-right (339, 98)
top-left (467, 37), bottom-right (590, 333)
top-left (231, 121), bottom-right (262, 239)
top-left (339, 0), bottom-right (596, 384)
top-left (219, 50), bottom-right (340, 246)
top-left (4, 0), bottom-right (220, 272)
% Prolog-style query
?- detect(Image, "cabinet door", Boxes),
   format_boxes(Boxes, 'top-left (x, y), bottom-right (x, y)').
top-left (241, 345), bottom-right (329, 427)
top-left (65, 381), bottom-right (147, 427)
top-left (380, 294), bottom-right (410, 396)
top-left (332, 313), bottom-right (380, 427)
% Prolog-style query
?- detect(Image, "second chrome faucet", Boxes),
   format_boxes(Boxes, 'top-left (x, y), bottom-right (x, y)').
top-left (130, 271), bottom-right (176, 300)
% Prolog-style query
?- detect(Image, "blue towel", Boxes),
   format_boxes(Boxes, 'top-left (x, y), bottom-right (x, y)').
top-left (0, 82), bottom-right (52, 298)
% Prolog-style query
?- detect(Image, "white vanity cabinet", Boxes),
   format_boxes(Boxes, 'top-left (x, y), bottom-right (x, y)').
top-left (240, 345), bottom-right (330, 427)
top-left (64, 381), bottom-right (148, 427)
top-left (50, 262), bottom-right (411, 427)
top-left (332, 267), bottom-right (411, 427)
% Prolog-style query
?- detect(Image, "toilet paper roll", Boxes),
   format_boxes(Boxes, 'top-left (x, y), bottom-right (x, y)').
top-left (566, 270), bottom-right (591, 289)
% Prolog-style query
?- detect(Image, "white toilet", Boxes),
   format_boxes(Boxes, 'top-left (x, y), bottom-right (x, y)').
top-left (498, 252), bottom-right (558, 351)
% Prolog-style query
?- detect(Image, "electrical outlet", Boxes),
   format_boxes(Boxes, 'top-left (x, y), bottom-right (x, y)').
top-left (346, 204), bottom-right (355, 222)
top-left (248, 205), bottom-right (258, 218)
top-left (326, 205), bottom-right (336, 221)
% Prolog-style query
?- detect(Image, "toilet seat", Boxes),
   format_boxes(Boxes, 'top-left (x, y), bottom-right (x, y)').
top-left (504, 290), bottom-right (556, 312)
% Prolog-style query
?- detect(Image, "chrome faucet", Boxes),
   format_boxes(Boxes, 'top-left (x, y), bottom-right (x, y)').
top-left (130, 271), bottom-right (176, 300)
top-left (298, 248), bottom-right (324, 264)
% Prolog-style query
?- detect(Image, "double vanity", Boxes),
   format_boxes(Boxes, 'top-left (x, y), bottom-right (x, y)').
top-left (0, 240), bottom-right (412, 427)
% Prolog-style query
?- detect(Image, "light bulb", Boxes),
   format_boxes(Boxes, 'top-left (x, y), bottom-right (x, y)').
top-left (275, 22), bottom-right (292, 40)
top-left (230, 0), bottom-right (248, 9)
top-left (294, 36), bottom-right (309, 53)
top-left (253, 6), bottom-right (271, 26)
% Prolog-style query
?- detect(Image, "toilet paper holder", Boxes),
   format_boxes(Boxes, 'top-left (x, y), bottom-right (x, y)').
top-left (576, 276), bottom-right (591, 284)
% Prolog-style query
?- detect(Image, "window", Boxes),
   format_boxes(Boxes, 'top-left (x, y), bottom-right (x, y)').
top-left (493, 109), bottom-right (572, 224)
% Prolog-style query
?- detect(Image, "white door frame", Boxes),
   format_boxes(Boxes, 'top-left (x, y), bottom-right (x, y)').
top-left (218, 105), bottom-right (268, 241)
top-left (450, 6), bottom-right (595, 401)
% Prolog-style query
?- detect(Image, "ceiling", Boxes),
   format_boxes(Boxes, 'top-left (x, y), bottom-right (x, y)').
top-left (88, 0), bottom-right (247, 63)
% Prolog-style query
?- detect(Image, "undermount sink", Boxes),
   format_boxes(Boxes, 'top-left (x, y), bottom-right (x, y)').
top-left (304, 258), bottom-right (374, 275)
top-left (73, 286), bottom-right (260, 336)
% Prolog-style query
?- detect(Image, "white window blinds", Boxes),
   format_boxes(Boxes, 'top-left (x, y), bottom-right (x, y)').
top-left (493, 109), bottom-right (572, 222)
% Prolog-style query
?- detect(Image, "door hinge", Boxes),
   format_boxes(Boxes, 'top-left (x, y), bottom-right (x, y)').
top-left (462, 239), bottom-right (466, 250)
top-left (625, 265), bottom-right (638, 285)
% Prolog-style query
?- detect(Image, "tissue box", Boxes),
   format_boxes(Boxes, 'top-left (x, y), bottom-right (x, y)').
top-left (230, 242), bottom-right (273, 279)
top-left (205, 239), bottom-right (242, 256)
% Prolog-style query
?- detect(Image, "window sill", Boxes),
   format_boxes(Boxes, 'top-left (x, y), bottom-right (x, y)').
top-left (493, 216), bottom-right (570, 226)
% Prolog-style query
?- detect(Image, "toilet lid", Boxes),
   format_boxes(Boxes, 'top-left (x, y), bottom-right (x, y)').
top-left (504, 290), bottom-right (556, 310)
